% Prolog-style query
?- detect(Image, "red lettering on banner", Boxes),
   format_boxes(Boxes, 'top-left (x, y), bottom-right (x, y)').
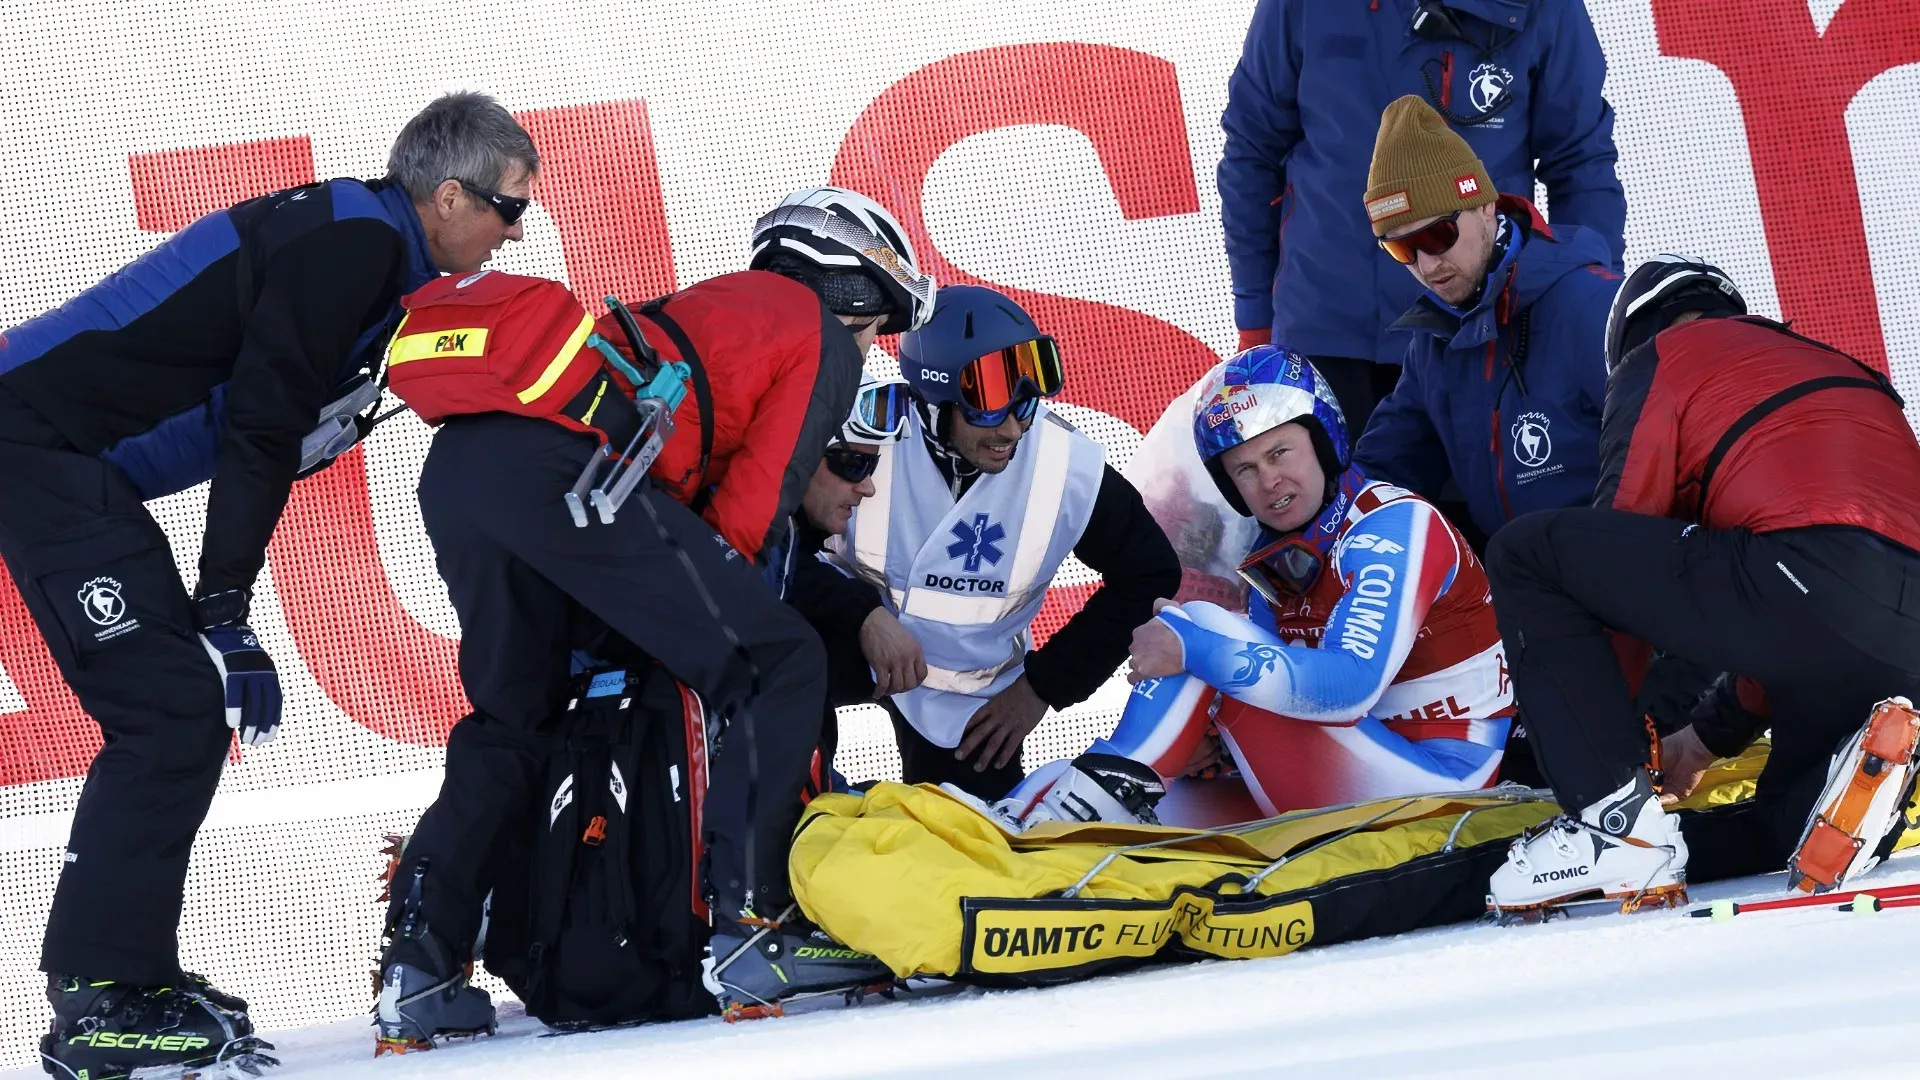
top-left (0, 576), bottom-right (96, 787)
top-left (832, 43), bottom-right (1220, 644)
top-left (129, 136), bottom-right (317, 232)
top-left (831, 43), bottom-right (1218, 439)
top-left (1651, 0), bottom-right (1920, 373)
top-left (516, 100), bottom-right (679, 312)
top-left (267, 448), bottom-right (468, 745)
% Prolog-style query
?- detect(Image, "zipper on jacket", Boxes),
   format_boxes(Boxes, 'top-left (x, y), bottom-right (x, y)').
top-left (1440, 51), bottom-right (1454, 111)
top-left (1487, 339), bottom-right (1517, 525)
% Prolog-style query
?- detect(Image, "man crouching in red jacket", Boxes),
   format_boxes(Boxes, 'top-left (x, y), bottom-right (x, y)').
top-left (374, 188), bottom-right (937, 1042)
top-left (1481, 257), bottom-right (1920, 916)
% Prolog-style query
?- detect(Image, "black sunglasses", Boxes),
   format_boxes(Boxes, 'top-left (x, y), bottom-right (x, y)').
top-left (823, 446), bottom-right (881, 483)
top-left (456, 178), bottom-right (530, 226)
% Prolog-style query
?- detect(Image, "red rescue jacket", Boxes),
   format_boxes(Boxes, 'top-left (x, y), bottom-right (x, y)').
top-left (1597, 316), bottom-right (1920, 548)
top-left (1596, 315), bottom-right (1920, 713)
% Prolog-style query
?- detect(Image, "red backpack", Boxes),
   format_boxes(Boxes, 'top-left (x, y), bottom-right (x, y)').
top-left (385, 270), bottom-right (617, 440)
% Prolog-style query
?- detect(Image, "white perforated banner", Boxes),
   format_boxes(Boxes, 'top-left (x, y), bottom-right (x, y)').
top-left (3, 0), bottom-right (1918, 1066)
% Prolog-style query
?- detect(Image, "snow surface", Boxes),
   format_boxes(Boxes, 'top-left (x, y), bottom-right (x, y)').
top-left (11, 858), bottom-right (1917, 1080)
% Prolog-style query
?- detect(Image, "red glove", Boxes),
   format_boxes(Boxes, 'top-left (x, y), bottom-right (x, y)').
top-left (1236, 327), bottom-right (1272, 353)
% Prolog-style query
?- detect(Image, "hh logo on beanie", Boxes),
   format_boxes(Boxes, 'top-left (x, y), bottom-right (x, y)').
top-left (1364, 96), bottom-right (1497, 237)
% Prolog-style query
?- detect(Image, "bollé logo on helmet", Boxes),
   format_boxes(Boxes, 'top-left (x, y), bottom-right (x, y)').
top-left (1205, 389), bottom-right (1258, 428)
top-left (863, 246), bottom-right (908, 281)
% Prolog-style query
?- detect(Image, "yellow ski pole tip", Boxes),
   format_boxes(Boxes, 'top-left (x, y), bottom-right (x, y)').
top-left (1710, 899), bottom-right (1736, 921)
top-left (1850, 894), bottom-right (1880, 914)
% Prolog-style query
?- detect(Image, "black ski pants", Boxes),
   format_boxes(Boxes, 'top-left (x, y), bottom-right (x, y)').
top-left (0, 390), bottom-right (229, 985)
top-left (398, 415), bottom-right (825, 949)
top-left (1486, 508), bottom-right (1920, 881)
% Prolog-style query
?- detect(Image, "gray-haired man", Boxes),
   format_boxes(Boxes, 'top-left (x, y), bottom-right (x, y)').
top-left (0, 91), bottom-right (535, 1078)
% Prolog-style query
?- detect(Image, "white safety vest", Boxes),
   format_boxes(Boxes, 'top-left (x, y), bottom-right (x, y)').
top-left (833, 405), bottom-right (1106, 747)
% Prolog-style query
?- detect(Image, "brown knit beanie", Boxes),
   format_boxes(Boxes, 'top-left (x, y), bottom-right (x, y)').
top-left (1364, 95), bottom-right (1496, 237)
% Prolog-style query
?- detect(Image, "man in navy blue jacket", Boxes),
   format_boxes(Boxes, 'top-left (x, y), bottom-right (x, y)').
top-left (0, 92), bottom-right (535, 1078)
top-left (1220, 0), bottom-right (1622, 433)
top-left (1351, 95), bottom-right (1618, 544)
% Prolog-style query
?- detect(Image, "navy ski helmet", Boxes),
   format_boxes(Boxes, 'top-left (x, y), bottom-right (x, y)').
top-left (1604, 255), bottom-right (1745, 376)
top-left (1192, 346), bottom-right (1349, 518)
top-left (898, 282), bottom-right (1067, 417)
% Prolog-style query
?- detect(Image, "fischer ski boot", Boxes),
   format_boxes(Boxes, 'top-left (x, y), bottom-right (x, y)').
top-left (373, 859), bottom-right (495, 1055)
top-left (41, 972), bottom-right (278, 1080)
top-left (1487, 771), bottom-right (1689, 919)
top-left (702, 904), bottom-right (895, 1021)
top-left (1788, 697), bottom-right (1920, 894)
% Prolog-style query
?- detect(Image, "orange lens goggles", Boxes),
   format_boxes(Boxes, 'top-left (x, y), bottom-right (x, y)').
top-left (958, 336), bottom-right (1063, 414)
top-left (1378, 211), bottom-right (1463, 266)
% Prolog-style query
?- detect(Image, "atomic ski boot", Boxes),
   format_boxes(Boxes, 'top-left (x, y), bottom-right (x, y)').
top-left (702, 904), bottom-right (895, 1021)
top-left (373, 859), bottom-right (496, 1054)
top-left (1789, 697), bottom-right (1920, 893)
top-left (1487, 771), bottom-right (1689, 918)
top-left (41, 972), bottom-right (277, 1080)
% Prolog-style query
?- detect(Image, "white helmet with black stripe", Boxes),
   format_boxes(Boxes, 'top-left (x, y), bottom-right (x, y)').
top-left (1604, 254), bottom-right (1746, 376)
top-left (750, 187), bottom-right (937, 335)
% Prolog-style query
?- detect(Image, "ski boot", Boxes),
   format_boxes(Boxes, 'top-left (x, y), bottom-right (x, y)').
top-left (968, 752), bottom-right (1169, 833)
top-left (1487, 771), bottom-right (1689, 919)
top-left (702, 904), bottom-right (896, 1021)
top-left (1788, 697), bottom-right (1920, 894)
top-left (41, 972), bottom-right (278, 1080)
top-left (373, 859), bottom-right (495, 1055)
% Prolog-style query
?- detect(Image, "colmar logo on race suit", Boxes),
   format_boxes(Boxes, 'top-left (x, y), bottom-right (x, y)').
top-left (1338, 563), bottom-right (1395, 660)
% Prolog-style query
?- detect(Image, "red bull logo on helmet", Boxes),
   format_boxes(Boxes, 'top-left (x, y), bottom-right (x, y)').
top-left (1204, 387), bottom-right (1259, 429)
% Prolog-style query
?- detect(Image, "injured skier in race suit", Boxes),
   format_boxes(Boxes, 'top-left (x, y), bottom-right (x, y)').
top-left (993, 347), bottom-right (1515, 829)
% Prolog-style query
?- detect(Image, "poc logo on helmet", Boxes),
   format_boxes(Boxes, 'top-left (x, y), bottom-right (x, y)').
top-left (920, 369), bottom-right (950, 384)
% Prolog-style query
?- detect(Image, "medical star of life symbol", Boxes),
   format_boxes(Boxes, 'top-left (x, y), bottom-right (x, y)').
top-left (946, 513), bottom-right (1006, 573)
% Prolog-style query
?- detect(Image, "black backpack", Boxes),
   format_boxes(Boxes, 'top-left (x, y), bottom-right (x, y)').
top-left (481, 665), bottom-right (718, 1027)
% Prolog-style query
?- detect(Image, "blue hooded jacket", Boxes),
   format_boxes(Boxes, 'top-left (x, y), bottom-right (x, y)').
top-left (1352, 198), bottom-right (1619, 538)
top-left (1220, 0), bottom-right (1623, 363)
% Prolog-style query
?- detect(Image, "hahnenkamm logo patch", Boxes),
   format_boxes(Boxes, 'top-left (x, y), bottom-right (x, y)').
top-left (946, 513), bottom-right (1006, 573)
top-left (1511, 412), bottom-right (1553, 468)
top-left (77, 577), bottom-right (125, 626)
top-left (1469, 63), bottom-right (1513, 115)
top-left (77, 576), bottom-right (141, 643)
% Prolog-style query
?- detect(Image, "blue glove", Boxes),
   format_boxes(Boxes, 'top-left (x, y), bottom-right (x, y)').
top-left (199, 625), bottom-right (281, 745)
top-left (194, 590), bottom-right (282, 745)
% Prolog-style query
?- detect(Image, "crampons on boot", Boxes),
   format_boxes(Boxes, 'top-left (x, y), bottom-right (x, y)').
top-left (1487, 772), bottom-right (1689, 918)
top-left (40, 973), bottom-right (278, 1080)
top-left (1789, 696), bottom-right (1920, 894)
top-left (373, 859), bottom-right (495, 1055)
top-left (702, 905), bottom-right (895, 1021)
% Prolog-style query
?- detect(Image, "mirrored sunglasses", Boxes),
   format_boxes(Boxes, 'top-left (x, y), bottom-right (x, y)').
top-left (1378, 210), bottom-right (1464, 265)
top-left (457, 178), bottom-right (530, 226)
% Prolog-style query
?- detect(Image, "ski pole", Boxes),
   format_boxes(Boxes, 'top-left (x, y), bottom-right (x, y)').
top-left (1835, 892), bottom-right (1920, 913)
top-left (1688, 880), bottom-right (1920, 919)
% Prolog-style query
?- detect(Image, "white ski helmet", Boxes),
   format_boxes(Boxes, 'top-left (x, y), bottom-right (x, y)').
top-left (750, 187), bottom-right (937, 335)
